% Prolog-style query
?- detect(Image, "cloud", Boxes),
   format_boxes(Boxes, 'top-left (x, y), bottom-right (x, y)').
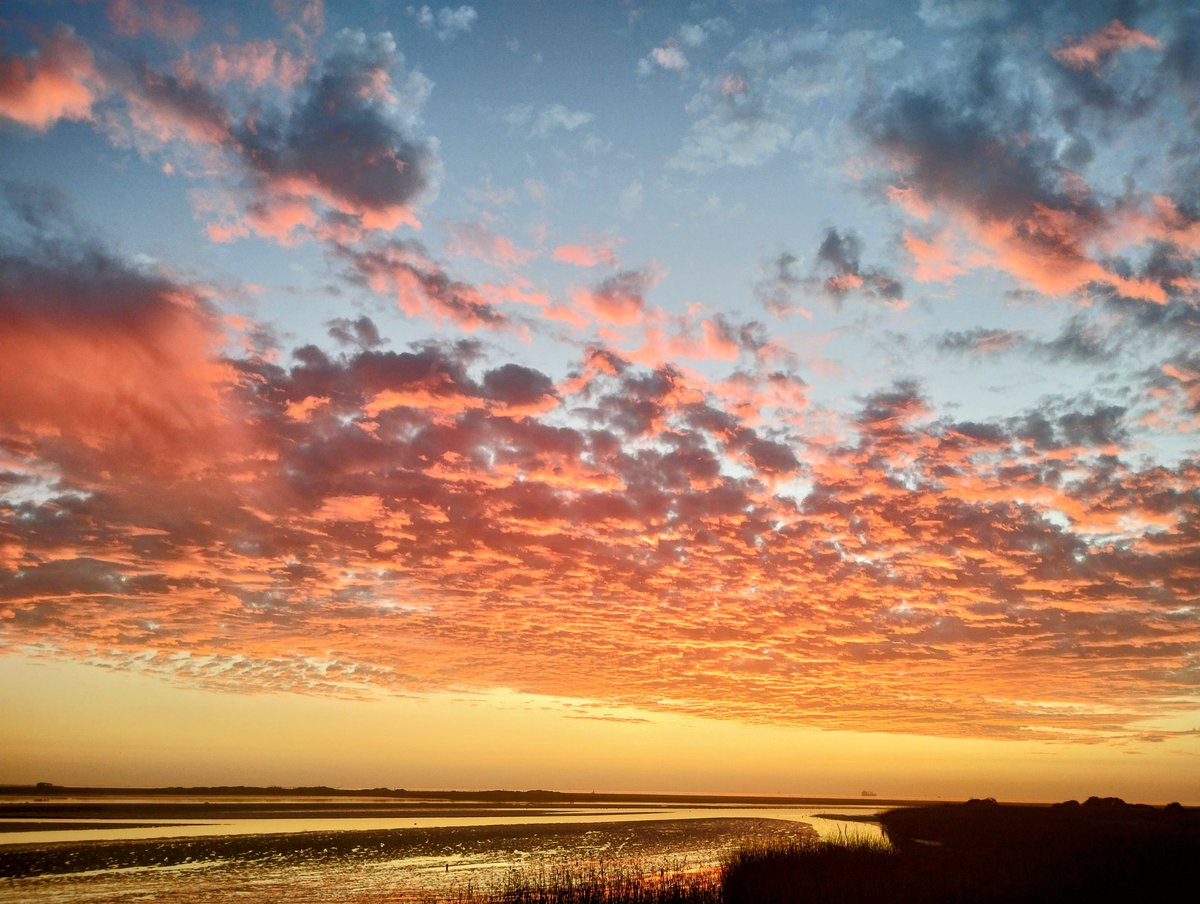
top-left (916, 0), bottom-right (1009, 28)
top-left (756, 251), bottom-right (810, 318)
top-left (180, 39), bottom-right (311, 90)
top-left (3, 25), bottom-right (439, 245)
top-left (481, 363), bottom-right (559, 417)
top-left (272, 0), bottom-right (325, 42)
top-left (936, 328), bottom-right (1025, 356)
top-left (553, 241), bottom-right (618, 268)
top-left (903, 230), bottom-right (967, 283)
top-left (0, 26), bottom-right (103, 131)
top-left (503, 102), bottom-right (594, 139)
top-left (935, 316), bottom-right (1112, 364)
top-left (327, 315), bottom-right (385, 349)
top-left (232, 29), bottom-right (440, 240)
top-left (0, 183), bottom-right (236, 470)
top-left (407, 5), bottom-right (478, 42)
top-left (574, 265), bottom-right (663, 327)
top-left (671, 26), bottom-right (902, 172)
top-left (637, 18), bottom-right (730, 76)
top-left (638, 42), bottom-right (688, 75)
top-left (860, 82), bottom-right (1168, 304)
top-left (1143, 354), bottom-right (1200, 431)
top-left (107, 0), bottom-right (203, 42)
top-left (3, 282), bottom-right (1197, 739)
top-left (3, 3), bottom-right (1199, 748)
top-left (446, 220), bottom-right (534, 269)
top-left (339, 238), bottom-right (507, 330)
top-left (815, 228), bottom-right (905, 306)
top-left (117, 59), bottom-right (231, 146)
top-left (1053, 20), bottom-right (1161, 74)
top-left (754, 230), bottom-right (904, 314)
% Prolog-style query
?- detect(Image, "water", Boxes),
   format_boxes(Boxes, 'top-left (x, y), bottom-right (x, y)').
top-left (0, 805), bottom-right (883, 845)
top-left (1, 799), bottom-right (886, 902)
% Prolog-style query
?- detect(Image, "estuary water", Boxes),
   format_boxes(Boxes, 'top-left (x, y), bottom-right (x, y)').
top-left (0, 799), bottom-right (886, 902)
top-left (0, 804), bottom-right (883, 845)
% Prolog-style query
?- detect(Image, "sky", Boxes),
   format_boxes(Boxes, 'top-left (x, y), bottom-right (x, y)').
top-left (0, 0), bottom-right (1198, 805)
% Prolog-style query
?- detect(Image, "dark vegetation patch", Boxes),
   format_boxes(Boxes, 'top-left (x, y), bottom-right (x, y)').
top-left (722, 798), bottom-right (1200, 904)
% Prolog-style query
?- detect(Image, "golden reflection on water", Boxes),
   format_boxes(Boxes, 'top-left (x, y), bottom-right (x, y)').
top-left (2, 805), bottom-right (885, 902)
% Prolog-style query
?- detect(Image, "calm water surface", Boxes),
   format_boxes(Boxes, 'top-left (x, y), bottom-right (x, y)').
top-left (0, 805), bottom-right (883, 845)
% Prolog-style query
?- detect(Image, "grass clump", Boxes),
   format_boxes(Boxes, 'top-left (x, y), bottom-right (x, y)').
top-left (448, 856), bottom-right (722, 904)
top-left (721, 833), bottom-right (893, 904)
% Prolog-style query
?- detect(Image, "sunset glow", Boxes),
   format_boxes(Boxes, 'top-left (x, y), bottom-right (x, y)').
top-left (1, 0), bottom-right (1197, 804)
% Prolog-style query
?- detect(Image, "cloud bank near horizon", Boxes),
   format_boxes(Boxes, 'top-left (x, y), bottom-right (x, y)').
top-left (1, 0), bottom-right (1198, 750)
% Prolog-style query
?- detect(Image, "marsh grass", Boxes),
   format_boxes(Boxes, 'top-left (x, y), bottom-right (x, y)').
top-left (446, 831), bottom-right (888, 904)
top-left (447, 855), bottom-right (723, 903)
top-left (445, 803), bottom-right (1199, 904)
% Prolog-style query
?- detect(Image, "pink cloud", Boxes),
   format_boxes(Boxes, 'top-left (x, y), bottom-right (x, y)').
top-left (107, 0), bottom-right (203, 41)
top-left (0, 251), bottom-right (237, 471)
top-left (245, 193), bottom-right (320, 245)
top-left (553, 242), bottom-right (618, 268)
top-left (1053, 19), bottom-right (1161, 74)
top-left (345, 240), bottom-right (506, 330)
top-left (184, 39), bottom-right (310, 90)
top-left (904, 230), bottom-right (967, 283)
top-left (118, 65), bottom-right (231, 147)
top-left (448, 220), bottom-right (535, 268)
top-left (0, 27), bottom-right (102, 131)
top-left (972, 204), bottom-right (1167, 303)
top-left (890, 187), bottom-right (1169, 304)
top-left (574, 265), bottom-right (663, 327)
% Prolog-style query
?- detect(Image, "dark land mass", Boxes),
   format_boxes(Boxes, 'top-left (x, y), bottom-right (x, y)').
top-left (724, 797), bottom-right (1200, 904)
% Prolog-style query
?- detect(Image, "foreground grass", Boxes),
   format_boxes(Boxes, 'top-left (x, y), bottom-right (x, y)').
top-left (448, 857), bottom-right (724, 904)
top-left (450, 800), bottom-right (1200, 904)
top-left (445, 835), bottom-right (885, 904)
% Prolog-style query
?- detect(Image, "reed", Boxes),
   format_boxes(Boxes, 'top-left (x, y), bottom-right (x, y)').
top-left (446, 855), bottom-right (722, 903)
top-left (443, 800), bottom-right (1199, 904)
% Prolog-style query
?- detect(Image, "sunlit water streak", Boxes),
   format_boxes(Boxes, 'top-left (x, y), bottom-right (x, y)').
top-left (0, 806), bottom-right (881, 845)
